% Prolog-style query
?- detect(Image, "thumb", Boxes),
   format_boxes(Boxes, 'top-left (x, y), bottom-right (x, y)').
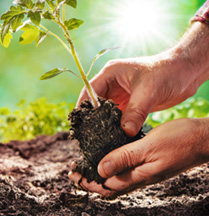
top-left (121, 87), bottom-right (155, 137)
top-left (98, 140), bottom-right (145, 179)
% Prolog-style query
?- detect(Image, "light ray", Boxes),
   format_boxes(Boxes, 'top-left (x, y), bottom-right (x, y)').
top-left (82, 0), bottom-right (188, 57)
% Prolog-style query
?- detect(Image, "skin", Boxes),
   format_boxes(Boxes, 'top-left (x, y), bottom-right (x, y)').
top-left (69, 22), bottom-right (209, 197)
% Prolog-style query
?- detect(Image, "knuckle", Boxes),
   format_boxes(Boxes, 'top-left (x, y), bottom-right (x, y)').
top-left (131, 107), bottom-right (147, 123)
top-left (103, 59), bottom-right (123, 72)
top-left (120, 147), bottom-right (135, 169)
top-left (105, 59), bottom-right (118, 67)
top-left (98, 61), bottom-right (117, 76)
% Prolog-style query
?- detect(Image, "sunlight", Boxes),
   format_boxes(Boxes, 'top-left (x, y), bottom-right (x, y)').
top-left (82, 0), bottom-right (188, 57)
top-left (92, 0), bottom-right (177, 56)
top-left (114, 1), bottom-right (160, 41)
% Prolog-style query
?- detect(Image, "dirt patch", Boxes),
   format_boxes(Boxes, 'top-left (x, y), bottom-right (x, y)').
top-left (0, 132), bottom-right (209, 215)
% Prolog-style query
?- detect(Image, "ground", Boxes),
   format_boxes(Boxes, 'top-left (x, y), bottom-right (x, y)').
top-left (0, 132), bottom-right (209, 216)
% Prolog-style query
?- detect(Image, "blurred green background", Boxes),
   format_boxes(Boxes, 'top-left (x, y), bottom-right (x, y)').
top-left (0, 0), bottom-right (208, 109)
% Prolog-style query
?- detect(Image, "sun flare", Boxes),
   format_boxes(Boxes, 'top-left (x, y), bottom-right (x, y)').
top-left (108, 0), bottom-right (174, 55)
top-left (87, 0), bottom-right (181, 56)
top-left (113, 1), bottom-right (160, 41)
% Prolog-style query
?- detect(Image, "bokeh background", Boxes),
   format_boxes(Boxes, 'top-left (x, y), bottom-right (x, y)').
top-left (0, 0), bottom-right (208, 141)
top-left (0, 0), bottom-right (208, 108)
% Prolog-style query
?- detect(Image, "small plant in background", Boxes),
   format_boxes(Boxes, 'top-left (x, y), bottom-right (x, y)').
top-left (1, 97), bottom-right (208, 142)
top-left (0, 0), bottom-right (115, 108)
top-left (146, 98), bottom-right (209, 127)
top-left (0, 98), bottom-right (73, 142)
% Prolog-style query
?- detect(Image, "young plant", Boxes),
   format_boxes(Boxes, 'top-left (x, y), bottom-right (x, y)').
top-left (1, 0), bottom-right (143, 186)
top-left (0, 0), bottom-right (115, 108)
top-left (0, 98), bottom-right (72, 142)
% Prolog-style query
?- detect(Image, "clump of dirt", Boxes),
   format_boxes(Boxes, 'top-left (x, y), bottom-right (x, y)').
top-left (68, 98), bottom-right (145, 184)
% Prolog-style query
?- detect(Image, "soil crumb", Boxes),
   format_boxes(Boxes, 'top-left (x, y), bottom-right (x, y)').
top-left (0, 132), bottom-right (209, 216)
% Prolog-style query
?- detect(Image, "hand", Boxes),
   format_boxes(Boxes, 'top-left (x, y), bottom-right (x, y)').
top-left (69, 22), bottom-right (209, 196)
top-left (78, 51), bottom-right (198, 137)
top-left (78, 23), bottom-right (209, 137)
top-left (69, 118), bottom-right (209, 197)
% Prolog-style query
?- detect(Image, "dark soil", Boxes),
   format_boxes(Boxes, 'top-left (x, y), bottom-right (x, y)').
top-left (0, 132), bottom-right (209, 216)
top-left (68, 98), bottom-right (145, 184)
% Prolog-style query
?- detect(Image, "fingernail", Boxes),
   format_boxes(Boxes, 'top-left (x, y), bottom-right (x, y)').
top-left (123, 121), bottom-right (138, 136)
top-left (68, 171), bottom-right (73, 178)
top-left (69, 161), bottom-right (76, 172)
top-left (99, 161), bottom-right (116, 178)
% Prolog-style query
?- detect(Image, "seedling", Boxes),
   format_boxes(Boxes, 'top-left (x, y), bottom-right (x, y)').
top-left (0, 0), bottom-right (146, 185)
top-left (0, 0), bottom-right (115, 108)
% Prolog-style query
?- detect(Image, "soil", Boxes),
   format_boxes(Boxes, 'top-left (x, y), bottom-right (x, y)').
top-left (68, 98), bottom-right (145, 184)
top-left (0, 132), bottom-right (209, 216)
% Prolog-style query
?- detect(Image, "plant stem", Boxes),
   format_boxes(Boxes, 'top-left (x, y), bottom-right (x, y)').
top-left (87, 58), bottom-right (96, 77)
top-left (57, 21), bottom-right (99, 108)
top-left (40, 23), bottom-right (99, 108)
top-left (63, 3), bottom-right (65, 23)
top-left (39, 24), bottom-right (72, 55)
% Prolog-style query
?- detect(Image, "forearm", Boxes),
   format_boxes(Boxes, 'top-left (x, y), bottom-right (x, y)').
top-left (174, 22), bottom-right (209, 86)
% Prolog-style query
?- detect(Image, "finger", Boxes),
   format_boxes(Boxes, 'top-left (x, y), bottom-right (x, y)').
top-left (104, 161), bottom-right (165, 192)
top-left (70, 160), bottom-right (77, 169)
top-left (98, 139), bottom-right (146, 179)
top-left (68, 170), bottom-right (88, 190)
top-left (68, 170), bottom-right (115, 197)
top-left (76, 71), bottom-right (109, 107)
top-left (68, 161), bottom-right (115, 196)
top-left (81, 178), bottom-right (115, 197)
top-left (68, 161), bottom-right (88, 189)
top-left (76, 87), bottom-right (89, 108)
top-left (121, 86), bottom-right (156, 137)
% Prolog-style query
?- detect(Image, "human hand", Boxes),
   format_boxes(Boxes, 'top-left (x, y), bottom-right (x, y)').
top-left (78, 51), bottom-right (198, 137)
top-left (69, 118), bottom-right (209, 197)
top-left (70, 22), bottom-right (209, 196)
top-left (78, 22), bottom-right (209, 137)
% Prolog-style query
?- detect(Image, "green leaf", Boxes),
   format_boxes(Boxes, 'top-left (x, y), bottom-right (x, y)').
top-left (13, 0), bottom-right (34, 9)
top-left (36, 0), bottom-right (45, 9)
top-left (46, 0), bottom-right (56, 9)
top-left (64, 18), bottom-right (84, 30)
top-left (40, 68), bottom-right (79, 80)
top-left (35, 31), bottom-right (48, 47)
top-left (65, 0), bottom-right (77, 8)
top-left (43, 11), bottom-right (55, 20)
top-left (19, 24), bottom-right (40, 44)
top-left (87, 47), bottom-right (118, 76)
top-left (0, 98), bottom-right (71, 142)
top-left (1, 20), bottom-right (13, 43)
top-left (0, 107), bottom-right (11, 116)
top-left (12, 13), bottom-right (24, 31)
top-left (95, 47), bottom-right (118, 60)
top-left (1, 6), bottom-right (25, 23)
top-left (57, 0), bottom-right (64, 4)
top-left (146, 98), bottom-right (209, 128)
top-left (28, 11), bottom-right (41, 25)
top-left (0, 32), bottom-right (13, 48)
top-left (1, 6), bottom-right (25, 40)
